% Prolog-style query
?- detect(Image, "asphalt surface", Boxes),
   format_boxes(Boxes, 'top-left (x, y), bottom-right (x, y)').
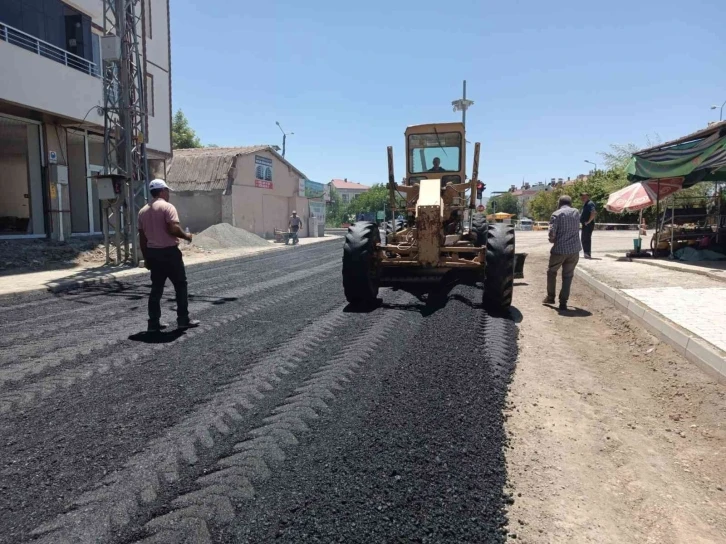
top-left (0, 240), bottom-right (519, 543)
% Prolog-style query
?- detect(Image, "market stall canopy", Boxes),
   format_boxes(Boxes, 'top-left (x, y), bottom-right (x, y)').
top-left (626, 121), bottom-right (726, 188)
top-left (606, 178), bottom-right (684, 213)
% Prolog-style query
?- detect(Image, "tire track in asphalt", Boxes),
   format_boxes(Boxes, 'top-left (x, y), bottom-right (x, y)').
top-left (133, 305), bottom-right (405, 544)
top-left (0, 260), bottom-right (341, 388)
top-left (25, 302), bottom-right (356, 544)
top-left (0, 273), bottom-right (332, 416)
top-left (0, 244), bottom-right (339, 337)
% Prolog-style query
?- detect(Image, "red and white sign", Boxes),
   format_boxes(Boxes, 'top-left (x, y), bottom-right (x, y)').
top-left (255, 180), bottom-right (273, 190)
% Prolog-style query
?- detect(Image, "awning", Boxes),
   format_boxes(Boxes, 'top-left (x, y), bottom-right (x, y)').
top-left (626, 121), bottom-right (726, 188)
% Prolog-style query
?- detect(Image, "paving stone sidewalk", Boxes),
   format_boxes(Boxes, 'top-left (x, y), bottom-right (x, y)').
top-left (577, 256), bottom-right (726, 381)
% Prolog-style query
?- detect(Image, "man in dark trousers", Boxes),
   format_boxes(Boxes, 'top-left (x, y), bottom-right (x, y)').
top-left (138, 179), bottom-right (200, 332)
top-left (580, 192), bottom-right (596, 258)
top-left (545, 195), bottom-right (582, 311)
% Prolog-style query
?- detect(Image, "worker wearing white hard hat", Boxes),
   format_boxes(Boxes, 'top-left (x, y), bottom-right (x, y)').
top-left (137, 179), bottom-right (200, 332)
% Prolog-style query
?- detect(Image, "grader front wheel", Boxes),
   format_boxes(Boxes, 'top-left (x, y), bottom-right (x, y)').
top-left (342, 222), bottom-right (381, 307)
top-left (483, 223), bottom-right (515, 312)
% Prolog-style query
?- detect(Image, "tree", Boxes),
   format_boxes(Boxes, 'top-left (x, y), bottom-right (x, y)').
top-left (487, 192), bottom-right (519, 215)
top-left (325, 185), bottom-right (348, 227)
top-left (206, 143), bottom-right (219, 148)
top-left (346, 184), bottom-right (405, 219)
top-left (172, 109), bottom-right (202, 149)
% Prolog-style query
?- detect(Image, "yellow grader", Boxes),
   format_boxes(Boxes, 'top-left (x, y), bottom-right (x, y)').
top-left (342, 121), bottom-right (523, 311)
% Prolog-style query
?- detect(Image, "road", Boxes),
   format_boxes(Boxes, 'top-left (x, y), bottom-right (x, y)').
top-left (0, 240), bottom-right (516, 544)
top-left (2, 233), bottom-right (725, 544)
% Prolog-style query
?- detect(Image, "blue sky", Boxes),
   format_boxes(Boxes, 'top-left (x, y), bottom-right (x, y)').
top-left (170, 0), bottom-right (725, 195)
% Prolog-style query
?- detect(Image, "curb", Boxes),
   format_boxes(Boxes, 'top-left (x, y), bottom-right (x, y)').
top-left (21, 237), bottom-right (343, 296)
top-left (604, 253), bottom-right (726, 285)
top-left (575, 267), bottom-right (726, 384)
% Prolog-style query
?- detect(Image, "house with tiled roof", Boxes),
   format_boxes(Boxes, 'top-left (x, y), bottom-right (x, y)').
top-left (329, 178), bottom-right (370, 203)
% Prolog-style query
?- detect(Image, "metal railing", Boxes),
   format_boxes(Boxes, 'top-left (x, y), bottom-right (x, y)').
top-left (0, 21), bottom-right (100, 77)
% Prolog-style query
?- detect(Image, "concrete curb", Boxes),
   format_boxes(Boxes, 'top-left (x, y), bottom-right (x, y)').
top-left (575, 267), bottom-right (726, 384)
top-left (25, 237), bottom-right (343, 296)
top-left (604, 253), bottom-right (726, 285)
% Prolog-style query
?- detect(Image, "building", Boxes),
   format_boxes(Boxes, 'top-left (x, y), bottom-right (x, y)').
top-left (330, 178), bottom-right (369, 203)
top-left (165, 146), bottom-right (313, 239)
top-left (0, 0), bottom-right (171, 239)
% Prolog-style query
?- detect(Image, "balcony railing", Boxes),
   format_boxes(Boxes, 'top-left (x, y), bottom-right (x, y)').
top-left (0, 21), bottom-right (100, 78)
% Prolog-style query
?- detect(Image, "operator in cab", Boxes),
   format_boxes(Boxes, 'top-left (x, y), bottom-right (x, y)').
top-left (428, 157), bottom-right (445, 173)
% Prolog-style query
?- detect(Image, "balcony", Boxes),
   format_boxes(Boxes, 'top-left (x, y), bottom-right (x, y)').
top-left (0, 21), bottom-right (99, 78)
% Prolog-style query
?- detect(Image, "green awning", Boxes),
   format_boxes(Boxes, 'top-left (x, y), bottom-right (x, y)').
top-left (626, 121), bottom-right (726, 187)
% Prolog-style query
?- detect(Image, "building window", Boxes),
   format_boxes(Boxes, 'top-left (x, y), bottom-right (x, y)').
top-left (145, 0), bottom-right (152, 39)
top-left (342, 193), bottom-right (350, 203)
top-left (146, 73), bottom-right (154, 117)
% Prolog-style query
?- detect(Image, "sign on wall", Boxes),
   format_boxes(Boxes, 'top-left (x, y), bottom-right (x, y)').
top-left (298, 178), bottom-right (306, 196)
top-left (304, 179), bottom-right (325, 199)
top-left (309, 201), bottom-right (325, 221)
top-left (254, 155), bottom-right (273, 188)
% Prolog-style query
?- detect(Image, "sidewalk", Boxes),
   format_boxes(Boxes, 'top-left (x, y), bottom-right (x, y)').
top-left (576, 255), bottom-right (726, 383)
top-left (0, 235), bottom-right (341, 297)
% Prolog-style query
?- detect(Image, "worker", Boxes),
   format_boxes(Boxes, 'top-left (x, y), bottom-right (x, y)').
top-left (428, 157), bottom-right (445, 173)
top-left (288, 210), bottom-right (303, 245)
top-left (580, 192), bottom-right (597, 258)
top-left (544, 195), bottom-right (582, 311)
top-left (138, 179), bottom-right (200, 332)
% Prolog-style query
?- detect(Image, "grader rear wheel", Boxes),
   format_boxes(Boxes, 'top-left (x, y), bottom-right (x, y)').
top-left (483, 223), bottom-right (515, 312)
top-left (342, 222), bottom-right (381, 307)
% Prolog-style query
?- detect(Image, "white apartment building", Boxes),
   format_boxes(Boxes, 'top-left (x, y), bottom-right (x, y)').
top-left (0, 0), bottom-right (171, 239)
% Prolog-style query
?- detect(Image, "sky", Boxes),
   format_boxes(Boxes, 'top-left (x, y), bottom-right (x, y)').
top-left (170, 0), bottom-right (726, 196)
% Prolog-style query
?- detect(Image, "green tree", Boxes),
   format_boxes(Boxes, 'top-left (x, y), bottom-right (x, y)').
top-left (346, 184), bottom-right (405, 218)
top-left (487, 192), bottom-right (519, 215)
top-left (325, 185), bottom-right (349, 227)
top-left (172, 109), bottom-right (202, 149)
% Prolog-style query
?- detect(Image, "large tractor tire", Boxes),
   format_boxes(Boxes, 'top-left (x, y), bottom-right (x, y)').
top-left (342, 222), bottom-right (381, 307)
top-left (471, 213), bottom-right (487, 247)
top-left (384, 219), bottom-right (406, 235)
top-left (483, 223), bottom-right (515, 312)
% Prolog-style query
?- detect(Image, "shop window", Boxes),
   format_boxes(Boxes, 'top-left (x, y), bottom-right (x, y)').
top-left (0, 116), bottom-right (43, 235)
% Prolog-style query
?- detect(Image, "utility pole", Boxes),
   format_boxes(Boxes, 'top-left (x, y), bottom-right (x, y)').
top-left (276, 121), bottom-right (293, 158)
top-left (101, 0), bottom-right (149, 265)
top-left (452, 80), bottom-right (474, 128)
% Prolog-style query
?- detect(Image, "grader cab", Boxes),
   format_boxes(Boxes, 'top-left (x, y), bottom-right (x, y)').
top-left (342, 122), bottom-right (522, 311)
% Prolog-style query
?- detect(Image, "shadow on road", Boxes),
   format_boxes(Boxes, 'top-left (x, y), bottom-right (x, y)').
top-left (128, 329), bottom-right (187, 343)
top-left (545, 305), bottom-right (592, 317)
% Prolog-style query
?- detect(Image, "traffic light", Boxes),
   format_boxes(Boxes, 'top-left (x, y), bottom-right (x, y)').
top-left (476, 181), bottom-right (484, 200)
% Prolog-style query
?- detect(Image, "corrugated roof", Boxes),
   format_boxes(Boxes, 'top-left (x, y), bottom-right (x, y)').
top-left (330, 178), bottom-right (370, 190)
top-left (166, 146), bottom-right (308, 193)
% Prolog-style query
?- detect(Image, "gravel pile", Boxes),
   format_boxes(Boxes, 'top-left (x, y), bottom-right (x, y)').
top-left (192, 223), bottom-right (271, 250)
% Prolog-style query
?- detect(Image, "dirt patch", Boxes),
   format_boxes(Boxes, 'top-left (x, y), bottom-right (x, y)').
top-left (504, 250), bottom-right (726, 543)
top-left (0, 237), bottom-right (210, 276)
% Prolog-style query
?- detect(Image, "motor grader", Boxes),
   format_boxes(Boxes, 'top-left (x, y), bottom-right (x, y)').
top-left (342, 121), bottom-right (523, 311)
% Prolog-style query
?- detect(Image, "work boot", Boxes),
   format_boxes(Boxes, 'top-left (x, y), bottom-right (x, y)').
top-left (177, 317), bottom-right (200, 329)
top-left (147, 320), bottom-right (169, 333)
top-left (559, 301), bottom-right (568, 311)
top-left (542, 296), bottom-right (555, 305)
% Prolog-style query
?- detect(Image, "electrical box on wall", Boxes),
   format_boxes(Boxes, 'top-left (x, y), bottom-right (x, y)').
top-left (101, 35), bottom-right (121, 61)
top-left (93, 174), bottom-right (125, 200)
top-left (50, 164), bottom-right (69, 185)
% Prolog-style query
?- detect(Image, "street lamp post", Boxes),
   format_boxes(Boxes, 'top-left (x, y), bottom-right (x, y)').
top-left (710, 100), bottom-right (726, 121)
top-left (275, 121), bottom-right (293, 158)
top-left (584, 159), bottom-right (597, 173)
top-left (451, 80), bottom-right (474, 129)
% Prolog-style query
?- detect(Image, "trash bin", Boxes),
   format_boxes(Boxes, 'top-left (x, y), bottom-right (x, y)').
top-left (633, 238), bottom-right (642, 252)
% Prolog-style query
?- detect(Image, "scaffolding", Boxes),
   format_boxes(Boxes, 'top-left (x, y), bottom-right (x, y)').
top-left (100, 0), bottom-right (149, 265)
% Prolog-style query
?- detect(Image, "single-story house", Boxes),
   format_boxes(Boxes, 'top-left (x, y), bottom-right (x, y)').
top-left (165, 146), bottom-right (311, 238)
top-left (330, 178), bottom-right (370, 203)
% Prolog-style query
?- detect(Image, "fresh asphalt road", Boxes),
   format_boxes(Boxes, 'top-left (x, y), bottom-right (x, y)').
top-left (0, 239), bottom-right (518, 544)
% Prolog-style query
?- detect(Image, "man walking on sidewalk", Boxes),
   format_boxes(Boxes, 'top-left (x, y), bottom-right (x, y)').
top-left (138, 179), bottom-right (200, 332)
top-left (544, 195), bottom-right (582, 311)
top-left (580, 192), bottom-right (597, 258)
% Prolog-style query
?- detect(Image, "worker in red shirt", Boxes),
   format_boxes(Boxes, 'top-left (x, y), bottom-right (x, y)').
top-left (138, 179), bottom-right (200, 332)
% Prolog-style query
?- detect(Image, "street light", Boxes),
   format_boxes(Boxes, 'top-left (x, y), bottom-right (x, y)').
top-left (275, 121), bottom-right (293, 158)
top-left (710, 100), bottom-right (726, 121)
top-left (584, 159), bottom-right (597, 172)
top-left (451, 80), bottom-right (474, 128)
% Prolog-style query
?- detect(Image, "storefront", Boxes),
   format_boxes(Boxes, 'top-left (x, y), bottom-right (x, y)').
top-left (0, 114), bottom-right (45, 238)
